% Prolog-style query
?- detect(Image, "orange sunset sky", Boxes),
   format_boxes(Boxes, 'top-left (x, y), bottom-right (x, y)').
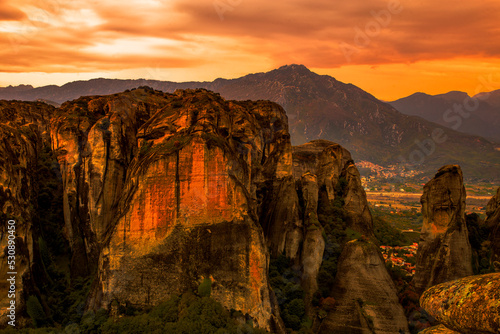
top-left (1, 0), bottom-right (500, 101)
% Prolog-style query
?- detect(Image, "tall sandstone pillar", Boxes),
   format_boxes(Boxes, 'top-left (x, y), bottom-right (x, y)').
top-left (414, 165), bottom-right (473, 294)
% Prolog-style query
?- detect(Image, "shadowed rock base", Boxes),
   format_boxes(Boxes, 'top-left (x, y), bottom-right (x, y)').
top-left (318, 240), bottom-right (409, 334)
top-left (486, 187), bottom-right (500, 266)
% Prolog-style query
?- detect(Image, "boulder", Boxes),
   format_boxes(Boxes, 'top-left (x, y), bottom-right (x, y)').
top-left (420, 273), bottom-right (500, 333)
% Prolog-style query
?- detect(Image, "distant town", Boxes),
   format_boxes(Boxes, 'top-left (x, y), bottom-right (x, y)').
top-left (357, 161), bottom-right (423, 181)
top-left (380, 243), bottom-right (418, 276)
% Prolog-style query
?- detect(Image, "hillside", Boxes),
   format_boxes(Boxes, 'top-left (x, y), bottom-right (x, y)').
top-left (390, 91), bottom-right (500, 142)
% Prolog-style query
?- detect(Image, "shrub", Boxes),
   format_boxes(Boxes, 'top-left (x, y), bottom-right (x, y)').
top-left (286, 299), bottom-right (305, 319)
top-left (139, 141), bottom-right (153, 157)
top-left (149, 295), bottom-right (180, 322)
top-left (26, 295), bottom-right (48, 327)
top-left (198, 278), bottom-right (212, 297)
top-left (320, 297), bottom-right (336, 311)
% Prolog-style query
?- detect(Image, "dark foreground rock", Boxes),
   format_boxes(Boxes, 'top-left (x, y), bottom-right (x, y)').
top-left (420, 273), bottom-right (500, 333)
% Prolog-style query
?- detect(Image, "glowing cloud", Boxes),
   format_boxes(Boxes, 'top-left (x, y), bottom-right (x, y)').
top-left (0, 0), bottom-right (499, 99)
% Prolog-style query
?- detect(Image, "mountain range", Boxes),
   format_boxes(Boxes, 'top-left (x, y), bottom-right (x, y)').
top-left (1, 64), bottom-right (499, 181)
top-left (390, 90), bottom-right (500, 143)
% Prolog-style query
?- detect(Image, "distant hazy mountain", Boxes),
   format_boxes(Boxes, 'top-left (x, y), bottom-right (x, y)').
top-left (390, 91), bottom-right (500, 142)
top-left (1, 65), bottom-right (499, 180)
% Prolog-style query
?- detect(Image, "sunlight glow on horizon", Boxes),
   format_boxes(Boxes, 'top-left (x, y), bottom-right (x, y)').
top-left (1, 0), bottom-right (500, 101)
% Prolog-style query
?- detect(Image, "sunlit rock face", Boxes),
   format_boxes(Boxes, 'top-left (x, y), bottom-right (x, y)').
top-left (51, 91), bottom-right (161, 277)
top-left (0, 101), bottom-right (55, 326)
top-left (414, 165), bottom-right (473, 294)
top-left (50, 88), bottom-right (299, 330)
top-left (420, 273), bottom-right (500, 333)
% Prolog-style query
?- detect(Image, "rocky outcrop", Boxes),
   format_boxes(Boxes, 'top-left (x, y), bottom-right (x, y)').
top-left (297, 173), bottom-right (324, 314)
top-left (486, 187), bottom-right (500, 228)
top-left (50, 90), bottom-right (161, 277)
top-left (48, 88), bottom-right (301, 330)
top-left (318, 240), bottom-right (409, 334)
top-left (260, 175), bottom-right (303, 261)
top-left (1, 90), bottom-right (416, 332)
top-left (414, 165), bottom-right (473, 294)
top-left (0, 101), bottom-right (56, 326)
top-left (293, 140), bottom-right (374, 238)
top-left (420, 273), bottom-right (500, 333)
top-left (486, 187), bottom-right (500, 266)
top-left (292, 140), bottom-right (408, 333)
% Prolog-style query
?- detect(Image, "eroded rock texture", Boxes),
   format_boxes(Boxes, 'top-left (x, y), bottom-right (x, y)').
top-left (318, 240), bottom-right (409, 334)
top-left (293, 140), bottom-right (374, 238)
top-left (1, 90), bottom-right (415, 332)
top-left (414, 165), bottom-right (473, 294)
top-left (49, 88), bottom-right (299, 330)
top-left (0, 101), bottom-right (56, 326)
top-left (486, 187), bottom-right (500, 266)
top-left (292, 140), bottom-right (408, 333)
top-left (420, 273), bottom-right (500, 333)
top-left (420, 324), bottom-right (460, 334)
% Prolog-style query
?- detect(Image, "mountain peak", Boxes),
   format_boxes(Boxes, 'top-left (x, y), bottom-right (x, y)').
top-left (435, 90), bottom-right (469, 101)
top-left (276, 64), bottom-right (312, 73)
top-left (0, 84), bottom-right (34, 92)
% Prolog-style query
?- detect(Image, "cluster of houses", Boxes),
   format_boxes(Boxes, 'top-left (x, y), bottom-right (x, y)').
top-left (357, 160), bottom-right (423, 182)
top-left (379, 243), bottom-right (418, 276)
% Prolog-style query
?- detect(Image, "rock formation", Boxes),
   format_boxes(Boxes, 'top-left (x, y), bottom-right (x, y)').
top-left (47, 88), bottom-right (301, 330)
top-left (318, 240), bottom-right (409, 334)
top-left (420, 273), bottom-right (500, 333)
top-left (0, 101), bottom-right (57, 326)
top-left (296, 172), bottom-right (324, 314)
top-left (293, 140), bottom-right (374, 238)
top-left (1, 90), bottom-right (411, 332)
top-left (292, 140), bottom-right (408, 333)
top-left (486, 187), bottom-right (500, 266)
top-left (414, 165), bottom-right (473, 294)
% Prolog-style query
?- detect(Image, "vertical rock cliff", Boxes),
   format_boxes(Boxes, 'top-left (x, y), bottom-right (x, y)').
top-left (2, 90), bottom-right (414, 332)
top-left (293, 140), bottom-right (374, 238)
top-left (486, 187), bottom-right (500, 267)
top-left (319, 240), bottom-right (410, 334)
top-left (0, 101), bottom-right (57, 326)
top-left (414, 165), bottom-right (473, 294)
top-left (48, 88), bottom-right (300, 330)
top-left (292, 140), bottom-right (408, 334)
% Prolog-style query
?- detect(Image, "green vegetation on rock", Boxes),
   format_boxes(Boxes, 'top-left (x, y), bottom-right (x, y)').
top-left (0, 292), bottom-right (267, 334)
top-left (373, 216), bottom-right (410, 247)
top-left (269, 255), bottom-right (310, 332)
